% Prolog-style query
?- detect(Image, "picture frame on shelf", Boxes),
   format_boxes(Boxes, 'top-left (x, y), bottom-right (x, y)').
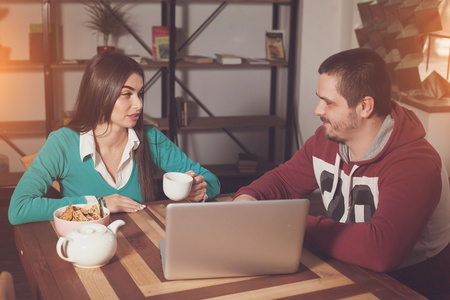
top-left (265, 30), bottom-right (285, 61)
top-left (152, 26), bottom-right (170, 62)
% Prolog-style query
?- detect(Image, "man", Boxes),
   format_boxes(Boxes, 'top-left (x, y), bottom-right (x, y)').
top-left (234, 48), bottom-right (450, 298)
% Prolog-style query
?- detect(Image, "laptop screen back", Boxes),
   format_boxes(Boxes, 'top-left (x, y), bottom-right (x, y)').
top-left (160, 199), bottom-right (310, 280)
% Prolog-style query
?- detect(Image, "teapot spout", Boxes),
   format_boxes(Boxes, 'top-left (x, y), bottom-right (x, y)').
top-left (107, 220), bottom-right (126, 234)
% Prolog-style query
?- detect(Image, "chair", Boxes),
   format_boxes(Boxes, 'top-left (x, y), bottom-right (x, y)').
top-left (0, 271), bottom-right (16, 300)
top-left (20, 152), bottom-right (60, 192)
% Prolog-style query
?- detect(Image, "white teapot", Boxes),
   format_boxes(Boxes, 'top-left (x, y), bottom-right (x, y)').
top-left (56, 219), bottom-right (125, 268)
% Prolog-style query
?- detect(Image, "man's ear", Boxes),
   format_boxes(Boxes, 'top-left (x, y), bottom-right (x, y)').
top-left (360, 96), bottom-right (375, 118)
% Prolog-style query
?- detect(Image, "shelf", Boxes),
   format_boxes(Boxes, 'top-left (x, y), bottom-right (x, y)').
top-left (0, 61), bottom-right (44, 71)
top-left (0, 116), bottom-right (282, 137)
top-left (145, 115), bottom-right (284, 131)
top-left (177, 60), bottom-right (288, 68)
top-left (43, 0), bottom-right (168, 2)
top-left (44, 0), bottom-right (291, 3)
top-left (175, 0), bottom-right (292, 3)
top-left (48, 59), bottom-right (287, 70)
top-left (51, 60), bottom-right (169, 70)
top-left (144, 117), bottom-right (169, 131)
top-left (205, 161), bottom-right (276, 178)
top-left (0, 121), bottom-right (47, 137)
top-left (181, 115), bottom-right (284, 130)
top-left (205, 162), bottom-right (277, 193)
top-left (0, 0), bottom-right (291, 3)
top-left (397, 95), bottom-right (450, 113)
top-left (0, 0), bottom-right (40, 2)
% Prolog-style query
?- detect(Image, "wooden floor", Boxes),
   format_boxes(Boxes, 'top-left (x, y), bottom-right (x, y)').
top-left (0, 187), bottom-right (34, 300)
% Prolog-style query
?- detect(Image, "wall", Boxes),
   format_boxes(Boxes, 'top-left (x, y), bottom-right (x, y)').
top-left (0, 0), bottom-right (372, 173)
top-left (296, 0), bottom-right (360, 146)
top-left (400, 104), bottom-right (450, 173)
top-left (295, 0), bottom-right (450, 174)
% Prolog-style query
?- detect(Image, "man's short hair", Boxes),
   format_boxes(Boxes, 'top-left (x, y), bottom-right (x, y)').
top-left (318, 48), bottom-right (392, 117)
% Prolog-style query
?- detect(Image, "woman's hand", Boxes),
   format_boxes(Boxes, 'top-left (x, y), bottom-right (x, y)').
top-left (184, 170), bottom-right (207, 202)
top-left (103, 194), bottom-right (146, 213)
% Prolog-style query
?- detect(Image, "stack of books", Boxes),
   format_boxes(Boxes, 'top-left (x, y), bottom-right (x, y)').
top-left (237, 153), bottom-right (258, 173)
top-left (183, 55), bottom-right (214, 63)
top-left (175, 97), bottom-right (188, 127)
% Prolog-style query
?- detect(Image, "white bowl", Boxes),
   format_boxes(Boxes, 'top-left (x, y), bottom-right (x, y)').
top-left (53, 204), bottom-right (110, 237)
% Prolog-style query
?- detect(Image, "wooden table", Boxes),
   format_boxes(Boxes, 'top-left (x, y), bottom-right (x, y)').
top-left (15, 196), bottom-right (426, 300)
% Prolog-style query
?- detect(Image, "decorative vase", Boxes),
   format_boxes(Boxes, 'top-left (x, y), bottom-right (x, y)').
top-left (97, 46), bottom-right (115, 54)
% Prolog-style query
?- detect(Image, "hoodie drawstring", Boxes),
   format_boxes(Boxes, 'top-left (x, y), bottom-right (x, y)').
top-left (330, 154), bottom-right (341, 199)
top-left (345, 164), bottom-right (360, 223)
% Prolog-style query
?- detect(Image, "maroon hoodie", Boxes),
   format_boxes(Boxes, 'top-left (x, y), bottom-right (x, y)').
top-left (235, 101), bottom-right (450, 272)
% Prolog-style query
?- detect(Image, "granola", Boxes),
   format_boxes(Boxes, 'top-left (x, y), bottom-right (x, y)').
top-left (58, 204), bottom-right (102, 222)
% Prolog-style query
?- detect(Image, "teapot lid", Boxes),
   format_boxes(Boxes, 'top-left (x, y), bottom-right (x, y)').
top-left (73, 223), bottom-right (107, 235)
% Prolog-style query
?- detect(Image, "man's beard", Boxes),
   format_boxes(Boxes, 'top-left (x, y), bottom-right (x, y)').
top-left (321, 110), bottom-right (358, 143)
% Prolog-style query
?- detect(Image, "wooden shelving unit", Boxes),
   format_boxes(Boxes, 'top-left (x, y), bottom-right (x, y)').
top-left (1, 0), bottom-right (298, 185)
top-left (165, 0), bottom-right (298, 165)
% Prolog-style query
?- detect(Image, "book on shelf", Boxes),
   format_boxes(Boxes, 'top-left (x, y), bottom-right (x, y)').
top-left (245, 58), bottom-right (270, 65)
top-left (237, 153), bottom-right (258, 173)
top-left (175, 97), bottom-right (188, 127)
top-left (183, 55), bottom-right (214, 63)
top-left (152, 26), bottom-right (170, 62)
top-left (265, 30), bottom-right (285, 61)
top-left (29, 23), bottom-right (60, 62)
top-left (128, 55), bottom-right (148, 64)
top-left (215, 53), bottom-right (242, 65)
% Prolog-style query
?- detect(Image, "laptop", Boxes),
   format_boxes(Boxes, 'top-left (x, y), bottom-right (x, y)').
top-left (159, 199), bottom-right (310, 280)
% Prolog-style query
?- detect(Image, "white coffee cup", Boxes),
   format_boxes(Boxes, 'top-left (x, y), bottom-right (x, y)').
top-left (163, 172), bottom-right (193, 201)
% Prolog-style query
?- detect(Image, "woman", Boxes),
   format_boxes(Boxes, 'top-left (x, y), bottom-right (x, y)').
top-left (9, 52), bottom-right (220, 225)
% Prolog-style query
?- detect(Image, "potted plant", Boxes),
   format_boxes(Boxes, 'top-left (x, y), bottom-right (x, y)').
top-left (83, 0), bottom-right (127, 53)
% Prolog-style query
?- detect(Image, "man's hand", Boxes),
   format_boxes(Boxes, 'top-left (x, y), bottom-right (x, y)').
top-left (233, 194), bottom-right (257, 202)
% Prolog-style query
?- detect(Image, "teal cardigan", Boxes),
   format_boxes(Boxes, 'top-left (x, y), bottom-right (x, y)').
top-left (9, 126), bottom-right (220, 225)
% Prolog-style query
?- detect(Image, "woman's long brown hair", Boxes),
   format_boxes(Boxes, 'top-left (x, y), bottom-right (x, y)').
top-left (67, 52), bottom-right (155, 201)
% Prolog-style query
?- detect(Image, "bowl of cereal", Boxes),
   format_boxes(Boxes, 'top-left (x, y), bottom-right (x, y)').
top-left (53, 204), bottom-right (110, 237)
